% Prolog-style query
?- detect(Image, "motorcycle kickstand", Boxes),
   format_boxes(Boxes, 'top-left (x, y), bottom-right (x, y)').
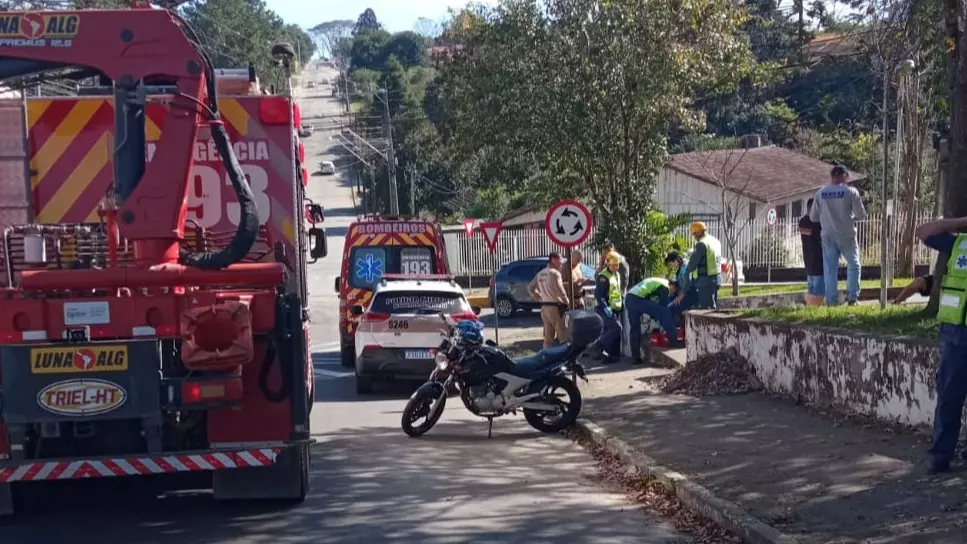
top-left (487, 416), bottom-right (493, 439)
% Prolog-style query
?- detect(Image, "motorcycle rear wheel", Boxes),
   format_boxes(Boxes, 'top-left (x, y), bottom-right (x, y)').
top-left (401, 389), bottom-right (447, 438)
top-left (524, 375), bottom-right (582, 433)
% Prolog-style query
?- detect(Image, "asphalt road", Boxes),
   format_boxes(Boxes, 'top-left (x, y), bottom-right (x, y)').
top-left (0, 64), bottom-right (687, 543)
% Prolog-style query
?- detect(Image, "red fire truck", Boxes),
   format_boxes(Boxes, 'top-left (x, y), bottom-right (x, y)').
top-left (0, 4), bottom-right (324, 515)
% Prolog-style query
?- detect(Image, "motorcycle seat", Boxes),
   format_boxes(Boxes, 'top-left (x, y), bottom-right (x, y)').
top-left (514, 345), bottom-right (572, 374)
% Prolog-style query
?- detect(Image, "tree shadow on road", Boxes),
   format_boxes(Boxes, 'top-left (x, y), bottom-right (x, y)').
top-left (0, 422), bottom-right (689, 544)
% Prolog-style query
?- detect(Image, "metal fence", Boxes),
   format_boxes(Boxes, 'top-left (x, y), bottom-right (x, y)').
top-left (443, 211), bottom-right (936, 276)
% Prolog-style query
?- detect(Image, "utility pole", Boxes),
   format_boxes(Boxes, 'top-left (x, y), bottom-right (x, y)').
top-left (408, 164), bottom-right (417, 216)
top-left (342, 70), bottom-right (350, 113)
top-left (381, 88), bottom-right (400, 215)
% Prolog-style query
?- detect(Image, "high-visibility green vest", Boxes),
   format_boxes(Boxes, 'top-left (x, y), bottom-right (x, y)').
top-left (938, 234), bottom-right (967, 325)
top-left (600, 269), bottom-right (624, 311)
top-left (691, 234), bottom-right (722, 278)
top-left (629, 277), bottom-right (669, 299)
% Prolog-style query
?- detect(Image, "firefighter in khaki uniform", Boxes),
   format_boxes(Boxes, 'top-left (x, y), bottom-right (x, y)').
top-left (528, 252), bottom-right (569, 349)
top-left (595, 254), bottom-right (624, 364)
top-left (917, 216), bottom-right (967, 474)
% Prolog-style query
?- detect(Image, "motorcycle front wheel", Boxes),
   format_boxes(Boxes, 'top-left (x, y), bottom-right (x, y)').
top-left (524, 374), bottom-right (582, 433)
top-left (401, 388), bottom-right (447, 438)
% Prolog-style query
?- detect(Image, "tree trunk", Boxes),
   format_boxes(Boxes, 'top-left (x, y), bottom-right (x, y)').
top-left (933, 0), bottom-right (967, 315)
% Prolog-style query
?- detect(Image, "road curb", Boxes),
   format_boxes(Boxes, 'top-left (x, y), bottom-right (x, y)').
top-left (572, 418), bottom-right (798, 544)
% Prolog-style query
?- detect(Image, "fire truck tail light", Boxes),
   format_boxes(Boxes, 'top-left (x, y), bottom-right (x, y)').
top-left (181, 378), bottom-right (242, 404)
top-left (259, 96), bottom-right (291, 125)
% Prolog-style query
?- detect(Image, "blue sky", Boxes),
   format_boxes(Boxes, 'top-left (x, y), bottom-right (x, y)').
top-left (266, 1), bottom-right (497, 33)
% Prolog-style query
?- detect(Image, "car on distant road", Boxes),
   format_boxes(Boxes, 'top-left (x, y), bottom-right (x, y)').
top-left (488, 257), bottom-right (596, 318)
top-left (307, 81), bottom-right (315, 88)
top-left (299, 123), bottom-right (314, 137)
top-left (320, 161), bottom-right (336, 175)
top-left (351, 276), bottom-right (480, 394)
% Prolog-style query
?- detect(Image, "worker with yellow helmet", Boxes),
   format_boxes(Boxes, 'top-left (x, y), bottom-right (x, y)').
top-left (672, 221), bottom-right (722, 310)
top-left (594, 252), bottom-right (625, 364)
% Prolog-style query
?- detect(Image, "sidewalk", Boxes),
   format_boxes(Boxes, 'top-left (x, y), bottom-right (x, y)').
top-left (581, 350), bottom-right (967, 544)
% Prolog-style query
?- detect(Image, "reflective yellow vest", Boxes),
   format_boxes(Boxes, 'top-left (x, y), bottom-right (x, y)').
top-left (629, 277), bottom-right (669, 299)
top-left (938, 234), bottom-right (967, 325)
top-left (599, 269), bottom-right (623, 311)
top-left (691, 234), bottom-right (722, 278)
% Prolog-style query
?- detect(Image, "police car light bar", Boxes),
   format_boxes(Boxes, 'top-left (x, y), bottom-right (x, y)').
top-left (380, 274), bottom-right (454, 282)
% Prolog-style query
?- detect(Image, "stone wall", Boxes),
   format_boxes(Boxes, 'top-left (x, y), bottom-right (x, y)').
top-left (685, 312), bottom-right (939, 429)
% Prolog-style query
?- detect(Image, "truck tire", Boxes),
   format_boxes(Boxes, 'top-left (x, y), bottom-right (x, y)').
top-left (0, 483), bottom-right (13, 517)
top-left (340, 343), bottom-right (354, 367)
top-left (213, 444), bottom-right (309, 502)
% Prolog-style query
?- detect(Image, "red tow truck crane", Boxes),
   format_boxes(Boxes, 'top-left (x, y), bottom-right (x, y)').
top-left (0, 4), bottom-right (323, 515)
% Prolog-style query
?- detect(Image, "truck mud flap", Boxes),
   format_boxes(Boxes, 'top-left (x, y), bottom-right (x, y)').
top-left (213, 443), bottom-right (309, 501)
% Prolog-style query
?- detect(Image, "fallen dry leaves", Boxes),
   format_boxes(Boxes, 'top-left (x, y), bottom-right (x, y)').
top-left (660, 347), bottom-right (762, 396)
top-left (570, 429), bottom-right (743, 544)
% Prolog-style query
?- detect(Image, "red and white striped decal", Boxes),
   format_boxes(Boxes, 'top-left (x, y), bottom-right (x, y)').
top-left (0, 448), bottom-right (280, 483)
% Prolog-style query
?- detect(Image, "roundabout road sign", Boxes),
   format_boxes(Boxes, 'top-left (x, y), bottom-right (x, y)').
top-left (545, 200), bottom-right (593, 248)
top-left (765, 206), bottom-right (778, 228)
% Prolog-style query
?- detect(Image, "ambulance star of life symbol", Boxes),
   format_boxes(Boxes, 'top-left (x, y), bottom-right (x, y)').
top-left (957, 255), bottom-right (967, 270)
top-left (355, 253), bottom-right (384, 283)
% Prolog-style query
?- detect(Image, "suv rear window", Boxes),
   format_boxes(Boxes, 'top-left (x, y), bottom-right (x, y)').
top-left (370, 291), bottom-right (470, 314)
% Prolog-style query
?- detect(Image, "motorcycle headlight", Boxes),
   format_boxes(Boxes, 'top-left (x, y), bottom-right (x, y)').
top-left (435, 351), bottom-right (450, 370)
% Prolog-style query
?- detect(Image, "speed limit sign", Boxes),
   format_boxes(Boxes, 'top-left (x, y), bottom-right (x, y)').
top-left (765, 206), bottom-right (778, 227)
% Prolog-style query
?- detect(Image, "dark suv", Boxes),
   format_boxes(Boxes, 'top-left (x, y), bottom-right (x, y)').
top-left (488, 257), bottom-right (596, 318)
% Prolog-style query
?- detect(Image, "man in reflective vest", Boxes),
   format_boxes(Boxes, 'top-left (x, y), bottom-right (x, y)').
top-left (675, 221), bottom-right (722, 310)
top-left (626, 276), bottom-right (683, 364)
top-left (917, 217), bottom-right (967, 474)
top-left (595, 253), bottom-right (624, 364)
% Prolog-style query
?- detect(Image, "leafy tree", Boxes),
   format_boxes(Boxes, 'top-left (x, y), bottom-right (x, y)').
top-left (384, 31), bottom-right (428, 68)
top-left (182, 0), bottom-right (315, 80)
top-left (349, 29), bottom-right (393, 71)
top-left (309, 20), bottom-right (354, 59)
top-left (354, 8), bottom-right (381, 35)
top-left (414, 17), bottom-right (442, 38)
top-left (436, 0), bottom-right (756, 280)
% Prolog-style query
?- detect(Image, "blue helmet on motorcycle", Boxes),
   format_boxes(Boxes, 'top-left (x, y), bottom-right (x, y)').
top-left (455, 320), bottom-right (484, 345)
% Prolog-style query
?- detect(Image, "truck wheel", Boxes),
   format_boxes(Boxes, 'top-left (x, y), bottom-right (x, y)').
top-left (0, 483), bottom-right (13, 517)
top-left (340, 343), bottom-right (355, 367)
top-left (213, 444), bottom-right (309, 502)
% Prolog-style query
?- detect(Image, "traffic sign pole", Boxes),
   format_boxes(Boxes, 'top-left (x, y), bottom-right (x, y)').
top-left (544, 199), bottom-right (594, 320)
top-left (479, 221), bottom-right (503, 346)
top-left (765, 206), bottom-right (777, 283)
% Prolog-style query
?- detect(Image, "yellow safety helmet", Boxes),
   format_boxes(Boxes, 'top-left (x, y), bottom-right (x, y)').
top-left (689, 221), bottom-right (706, 236)
top-left (605, 253), bottom-right (622, 266)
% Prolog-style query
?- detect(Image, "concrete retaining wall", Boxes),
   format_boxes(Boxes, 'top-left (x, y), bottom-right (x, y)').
top-left (685, 312), bottom-right (939, 429)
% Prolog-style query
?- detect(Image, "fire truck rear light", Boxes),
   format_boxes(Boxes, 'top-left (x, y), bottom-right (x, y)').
top-left (181, 378), bottom-right (243, 404)
top-left (259, 96), bottom-right (291, 125)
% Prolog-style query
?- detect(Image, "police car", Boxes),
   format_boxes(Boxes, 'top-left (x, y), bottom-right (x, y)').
top-left (350, 275), bottom-right (480, 394)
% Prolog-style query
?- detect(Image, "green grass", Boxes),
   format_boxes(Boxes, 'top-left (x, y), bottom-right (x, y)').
top-left (719, 278), bottom-right (913, 298)
top-left (737, 304), bottom-right (938, 339)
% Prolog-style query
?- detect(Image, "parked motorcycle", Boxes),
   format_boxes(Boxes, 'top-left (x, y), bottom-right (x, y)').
top-left (401, 310), bottom-right (603, 438)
